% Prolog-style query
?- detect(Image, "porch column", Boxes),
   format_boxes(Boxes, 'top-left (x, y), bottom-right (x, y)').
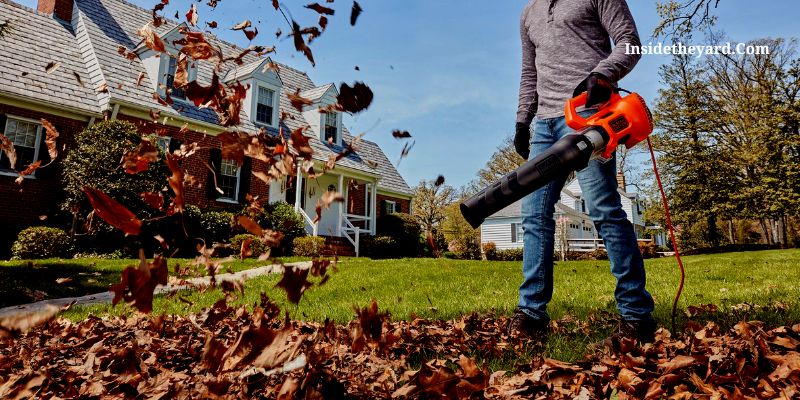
top-left (337, 173), bottom-right (344, 235)
top-left (294, 165), bottom-right (302, 212)
top-left (370, 182), bottom-right (378, 234)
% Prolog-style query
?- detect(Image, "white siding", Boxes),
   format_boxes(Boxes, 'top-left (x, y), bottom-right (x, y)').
top-left (481, 218), bottom-right (523, 250)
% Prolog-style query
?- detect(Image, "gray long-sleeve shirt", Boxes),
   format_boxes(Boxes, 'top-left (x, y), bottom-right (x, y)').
top-left (517, 0), bottom-right (642, 123)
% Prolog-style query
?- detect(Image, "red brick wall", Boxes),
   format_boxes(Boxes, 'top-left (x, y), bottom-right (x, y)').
top-left (346, 182), bottom-right (366, 216)
top-left (118, 115), bottom-right (270, 209)
top-left (0, 103), bottom-right (86, 226)
top-left (377, 194), bottom-right (411, 219)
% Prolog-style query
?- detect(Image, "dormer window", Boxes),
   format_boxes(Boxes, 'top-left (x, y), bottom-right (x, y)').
top-left (165, 57), bottom-right (186, 100)
top-left (323, 112), bottom-right (339, 143)
top-left (255, 87), bottom-right (275, 125)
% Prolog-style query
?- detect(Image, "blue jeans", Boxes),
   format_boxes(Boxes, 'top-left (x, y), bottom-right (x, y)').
top-left (518, 112), bottom-right (654, 323)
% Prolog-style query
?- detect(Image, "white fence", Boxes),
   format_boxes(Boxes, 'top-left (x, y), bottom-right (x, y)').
top-left (566, 238), bottom-right (653, 252)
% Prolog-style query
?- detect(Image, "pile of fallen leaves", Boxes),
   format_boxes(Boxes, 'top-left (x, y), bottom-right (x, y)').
top-left (1, 297), bottom-right (798, 399)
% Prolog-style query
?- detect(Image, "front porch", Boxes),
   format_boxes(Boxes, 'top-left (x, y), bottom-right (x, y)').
top-left (269, 168), bottom-right (379, 256)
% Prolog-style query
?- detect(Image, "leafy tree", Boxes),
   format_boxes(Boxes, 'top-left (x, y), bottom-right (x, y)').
top-left (412, 179), bottom-right (456, 234)
top-left (63, 120), bottom-right (169, 217)
top-left (654, 0), bottom-right (721, 37)
top-left (652, 52), bottom-right (732, 249)
top-left (62, 120), bottom-right (169, 252)
top-left (472, 136), bottom-right (526, 192)
top-left (653, 37), bottom-right (800, 248)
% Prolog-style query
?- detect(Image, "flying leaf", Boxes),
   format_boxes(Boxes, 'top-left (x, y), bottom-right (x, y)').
top-left (109, 251), bottom-right (168, 313)
top-left (350, 1), bottom-right (363, 26)
top-left (83, 186), bottom-right (142, 235)
top-left (290, 127), bottom-right (313, 160)
top-left (140, 191), bottom-right (164, 210)
top-left (40, 119), bottom-right (59, 165)
top-left (238, 215), bottom-right (263, 237)
top-left (305, 2), bottom-right (335, 15)
top-left (275, 265), bottom-right (313, 304)
top-left (231, 20), bottom-right (252, 31)
top-left (288, 89), bottom-right (314, 111)
top-left (0, 132), bottom-right (18, 169)
top-left (392, 129), bottom-right (412, 139)
top-left (137, 24), bottom-right (166, 53)
top-left (0, 304), bottom-right (60, 339)
top-left (165, 153), bottom-right (185, 214)
top-left (291, 20), bottom-right (316, 67)
top-left (314, 190), bottom-right (344, 224)
top-left (337, 81), bottom-right (373, 114)
top-left (434, 175), bottom-right (445, 187)
top-left (45, 61), bottom-right (60, 74)
top-left (185, 3), bottom-right (198, 26)
top-left (14, 160), bottom-right (41, 184)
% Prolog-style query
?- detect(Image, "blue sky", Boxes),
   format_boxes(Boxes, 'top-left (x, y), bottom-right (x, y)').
top-left (19, 0), bottom-right (800, 189)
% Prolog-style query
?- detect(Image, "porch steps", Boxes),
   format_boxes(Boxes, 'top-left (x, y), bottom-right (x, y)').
top-left (322, 236), bottom-right (357, 257)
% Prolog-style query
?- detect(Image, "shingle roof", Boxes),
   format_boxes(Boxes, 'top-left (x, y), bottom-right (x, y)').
top-left (299, 83), bottom-right (335, 103)
top-left (0, 0), bottom-right (100, 114)
top-left (0, 0), bottom-right (413, 196)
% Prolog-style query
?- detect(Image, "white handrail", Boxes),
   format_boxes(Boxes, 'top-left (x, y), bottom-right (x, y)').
top-left (344, 213), bottom-right (371, 232)
top-left (297, 207), bottom-right (318, 236)
top-left (340, 215), bottom-right (360, 257)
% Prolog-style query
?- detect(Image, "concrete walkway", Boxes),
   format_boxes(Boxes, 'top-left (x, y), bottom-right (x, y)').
top-left (0, 261), bottom-right (311, 319)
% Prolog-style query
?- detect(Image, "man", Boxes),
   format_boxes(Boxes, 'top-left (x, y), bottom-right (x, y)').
top-left (510, 0), bottom-right (656, 343)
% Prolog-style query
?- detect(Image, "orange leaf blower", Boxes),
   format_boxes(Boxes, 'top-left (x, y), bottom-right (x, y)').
top-left (460, 90), bottom-right (654, 228)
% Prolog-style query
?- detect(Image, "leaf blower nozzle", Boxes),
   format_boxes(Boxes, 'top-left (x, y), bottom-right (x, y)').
top-left (460, 91), bottom-right (653, 229)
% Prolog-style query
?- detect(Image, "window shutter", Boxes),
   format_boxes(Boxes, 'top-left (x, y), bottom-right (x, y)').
top-left (511, 223), bottom-right (517, 243)
top-left (207, 148), bottom-right (222, 200)
top-left (237, 157), bottom-right (252, 204)
top-left (381, 200), bottom-right (388, 216)
top-left (35, 122), bottom-right (57, 179)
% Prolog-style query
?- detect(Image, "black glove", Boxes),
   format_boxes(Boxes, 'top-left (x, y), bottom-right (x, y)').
top-left (514, 122), bottom-right (531, 160)
top-left (573, 72), bottom-right (614, 108)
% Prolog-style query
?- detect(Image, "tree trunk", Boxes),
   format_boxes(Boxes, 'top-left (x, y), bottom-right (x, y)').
top-left (727, 219), bottom-right (736, 245)
top-left (707, 214), bottom-right (720, 247)
top-left (760, 219), bottom-right (772, 245)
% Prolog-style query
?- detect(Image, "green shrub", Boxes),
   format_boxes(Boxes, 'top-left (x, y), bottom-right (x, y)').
top-left (292, 236), bottom-right (326, 257)
top-left (61, 120), bottom-right (170, 252)
top-left (482, 242), bottom-right (498, 261)
top-left (251, 201), bottom-right (306, 255)
top-left (638, 241), bottom-right (659, 259)
top-left (362, 236), bottom-right (402, 259)
top-left (495, 248), bottom-right (524, 261)
top-left (376, 213), bottom-right (423, 257)
top-left (11, 227), bottom-right (75, 259)
top-left (447, 237), bottom-right (481, 260)
top-left (185, 205), bottom-right (235, 245)
top-left (230, 234), bottom-right (271, 258)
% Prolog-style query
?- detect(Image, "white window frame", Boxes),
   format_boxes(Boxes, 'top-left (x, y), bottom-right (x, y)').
top-left (0, 115), bottom-right (43, 179)
top-left (158, 55), bottom-right (196, 104)
top-left (216, 158), bottom-right (241, 204)
top-left (155, 136), bottom-right (171, 154)
top-left (254, 85), bottom-right (277, 127)
top-left (511, 222), bottom-right (524, 243)
top-left (384, 199), bottom-right (398, 214)
top-left (322, 112), bottom-right (340, 144)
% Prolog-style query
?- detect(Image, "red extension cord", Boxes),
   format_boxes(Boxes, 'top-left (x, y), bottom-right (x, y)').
top-left (646, 137), bottom-right (686, 333)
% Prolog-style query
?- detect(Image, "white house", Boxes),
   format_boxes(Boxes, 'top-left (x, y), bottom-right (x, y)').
top-left (480, 173), bottom-right (666, 251)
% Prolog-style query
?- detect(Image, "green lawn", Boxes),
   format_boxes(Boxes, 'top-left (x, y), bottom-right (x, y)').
top-left (54, 249), bottom-right (800, 361)
top-left (0, 256), bottom-right (310, 308)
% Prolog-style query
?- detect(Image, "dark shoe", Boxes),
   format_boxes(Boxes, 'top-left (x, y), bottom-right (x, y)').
top-left (507, 308), bottom-right (548, 342)
top-left (587, 319), bottom-right (657, 354)
top-left (617, 319), bottom-right (657, 344)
